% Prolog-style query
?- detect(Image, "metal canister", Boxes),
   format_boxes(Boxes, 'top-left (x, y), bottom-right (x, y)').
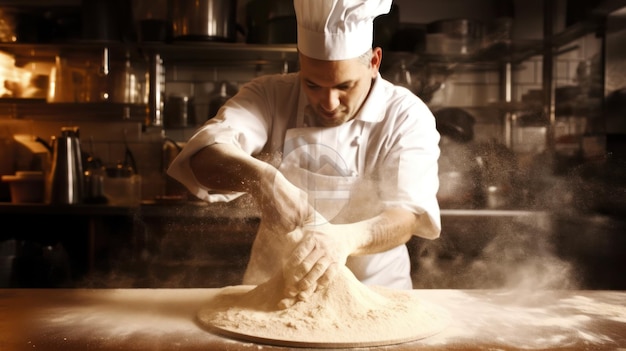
top-left (46, 127), bottom-right (84, 204)
top-left (169, 0), bottom-right (238, 42)
top-left (164, 95), bottom-right (195, 128)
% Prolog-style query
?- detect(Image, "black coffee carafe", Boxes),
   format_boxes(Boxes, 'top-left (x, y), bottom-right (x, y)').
top-left (46, 126), bottom-right (84, 204)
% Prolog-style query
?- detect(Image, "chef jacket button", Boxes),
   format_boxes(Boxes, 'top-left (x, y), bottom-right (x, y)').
top-left (350, 171), bottom-right (358, 176)
top-left (352, 136), bottom-right (360, 146)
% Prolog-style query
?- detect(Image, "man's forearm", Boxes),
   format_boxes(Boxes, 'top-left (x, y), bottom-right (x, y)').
top-left (189, 143), bottom-right (270, 195)
top-left (335, 208), bottom-right (418, 256)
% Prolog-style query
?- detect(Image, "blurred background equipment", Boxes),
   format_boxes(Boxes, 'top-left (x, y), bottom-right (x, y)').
top-left (170, 0), bottom-right (239, 42)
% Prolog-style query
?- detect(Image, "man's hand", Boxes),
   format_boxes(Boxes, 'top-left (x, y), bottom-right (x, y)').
top-left (278, 208), bottom-right (420, 306)
top-left (190, 144), bottom-right (314, 234)
top-left (257, 167), bottom-right (314, 234)
top-left (281, 222), bottom-right (355, 301)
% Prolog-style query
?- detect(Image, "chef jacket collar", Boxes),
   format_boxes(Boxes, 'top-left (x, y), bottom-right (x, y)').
top-left (354, 73), bottom-right (386, 123)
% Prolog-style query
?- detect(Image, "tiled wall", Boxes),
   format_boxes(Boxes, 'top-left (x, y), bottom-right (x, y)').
top-left (514, 33), bottom-right (601, 99)
top-left (163, 62), bottom-right (290, 141)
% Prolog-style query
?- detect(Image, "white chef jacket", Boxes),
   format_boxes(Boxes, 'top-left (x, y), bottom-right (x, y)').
top-left (167, 72), bottom-right (441, 289)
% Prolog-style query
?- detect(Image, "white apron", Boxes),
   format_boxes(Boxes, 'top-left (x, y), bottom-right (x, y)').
top-left (242, 106), bottom-right (412, 289)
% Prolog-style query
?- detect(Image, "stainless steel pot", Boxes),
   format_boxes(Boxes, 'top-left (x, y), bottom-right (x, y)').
top-left (169, 0), bottom-right (238, 42)
top-left (425, 18), bottom-right (485, 55)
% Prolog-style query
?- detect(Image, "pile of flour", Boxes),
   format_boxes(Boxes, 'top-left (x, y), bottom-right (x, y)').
top-left (197, 265), bottom-right (449, 347)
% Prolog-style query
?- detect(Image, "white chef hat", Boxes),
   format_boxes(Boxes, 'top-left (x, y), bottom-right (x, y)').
top-left (294, 0), bottom-right (392, 61)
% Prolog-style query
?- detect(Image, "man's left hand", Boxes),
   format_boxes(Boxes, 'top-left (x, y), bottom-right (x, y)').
top-left (281, 222), bottom-right (355, 300)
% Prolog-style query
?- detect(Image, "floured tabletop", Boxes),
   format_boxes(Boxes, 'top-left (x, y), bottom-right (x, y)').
top-left (196, 271), bottom-right (450, 348)
top-left (1, 288), bottom-right (625, 350)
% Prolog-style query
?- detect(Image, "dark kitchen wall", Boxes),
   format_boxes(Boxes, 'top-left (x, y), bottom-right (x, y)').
top-left (604, 6), bottom-right (626, 160)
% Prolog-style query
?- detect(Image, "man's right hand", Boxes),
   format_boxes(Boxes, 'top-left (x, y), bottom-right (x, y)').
top-left (257, 166), bottom-right (314, 234)
top-left (190, 144), bottom-right (313, 233)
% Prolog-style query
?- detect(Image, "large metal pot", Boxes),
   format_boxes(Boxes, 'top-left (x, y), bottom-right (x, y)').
top-left (425, 18), bottom-right (485, 55)
top-left (169, 0), bottom-right (238, 42)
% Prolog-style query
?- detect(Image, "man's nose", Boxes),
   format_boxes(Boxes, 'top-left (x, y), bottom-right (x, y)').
top-left (319, 89), bottom-right (340, 112)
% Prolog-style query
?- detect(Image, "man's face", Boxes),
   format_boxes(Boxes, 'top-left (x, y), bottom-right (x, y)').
top-left (299, 49), bottom-right (381, 127)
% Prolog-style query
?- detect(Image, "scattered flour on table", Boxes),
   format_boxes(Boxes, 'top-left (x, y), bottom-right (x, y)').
top-left (418, 290), bottom-right (622, 349)
top-left (197, 266), bottom-right (449, 346)
top-left (561, 295), bottom-right (626, 323)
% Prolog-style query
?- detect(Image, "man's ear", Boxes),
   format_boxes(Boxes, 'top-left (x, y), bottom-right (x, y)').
top-left (371, 47), bottom-right (383, 75)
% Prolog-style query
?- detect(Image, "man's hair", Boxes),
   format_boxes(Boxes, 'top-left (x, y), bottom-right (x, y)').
top-left (296, 48), bottom-right (373, 66)
top-left (357, 49), bottom-right (373, 67)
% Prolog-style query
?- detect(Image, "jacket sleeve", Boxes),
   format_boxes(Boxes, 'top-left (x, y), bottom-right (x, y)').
top-left (166, 77), bottom-right (274, 202)
top-left (378, 90), bottom-right (441, 239)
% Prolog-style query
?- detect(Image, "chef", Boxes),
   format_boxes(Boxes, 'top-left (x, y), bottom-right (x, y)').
top-left (167, 0), bottom-right (441, 297)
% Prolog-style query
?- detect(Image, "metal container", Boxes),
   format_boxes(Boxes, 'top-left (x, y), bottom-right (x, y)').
top-left (425, 18), bottom-right (485, 55)
top-left (102, 165), bottom-right (141, 206)
top-left (169, 0), bottom-right (238, 42)
top-left (46, 126), bottom-right (84, 204)
top-left (109, 56), bottom-right (147, 104)
top-left (164, 95), bottom-right (195, 128)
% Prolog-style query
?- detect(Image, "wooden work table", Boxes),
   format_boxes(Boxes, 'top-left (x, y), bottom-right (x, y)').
top-left (1, 288), bottom-right (625, 350)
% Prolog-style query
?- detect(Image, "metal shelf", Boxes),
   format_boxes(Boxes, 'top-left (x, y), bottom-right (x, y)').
top-left (138, 42), bottom-right (298, 63)
top-left (0, 99), bottom-right (148, 122)
top-left (0, 41), bottom-right (299, 66)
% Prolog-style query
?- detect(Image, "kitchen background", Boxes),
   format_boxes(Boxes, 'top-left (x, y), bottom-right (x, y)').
top-left (0, 0), bottom-right (625, 290)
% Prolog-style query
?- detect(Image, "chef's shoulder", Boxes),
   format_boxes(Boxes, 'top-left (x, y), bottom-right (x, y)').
top-left (376, 76), bottom-right (434, 122)
top-left (240, 72), bottom-right (301, 95)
